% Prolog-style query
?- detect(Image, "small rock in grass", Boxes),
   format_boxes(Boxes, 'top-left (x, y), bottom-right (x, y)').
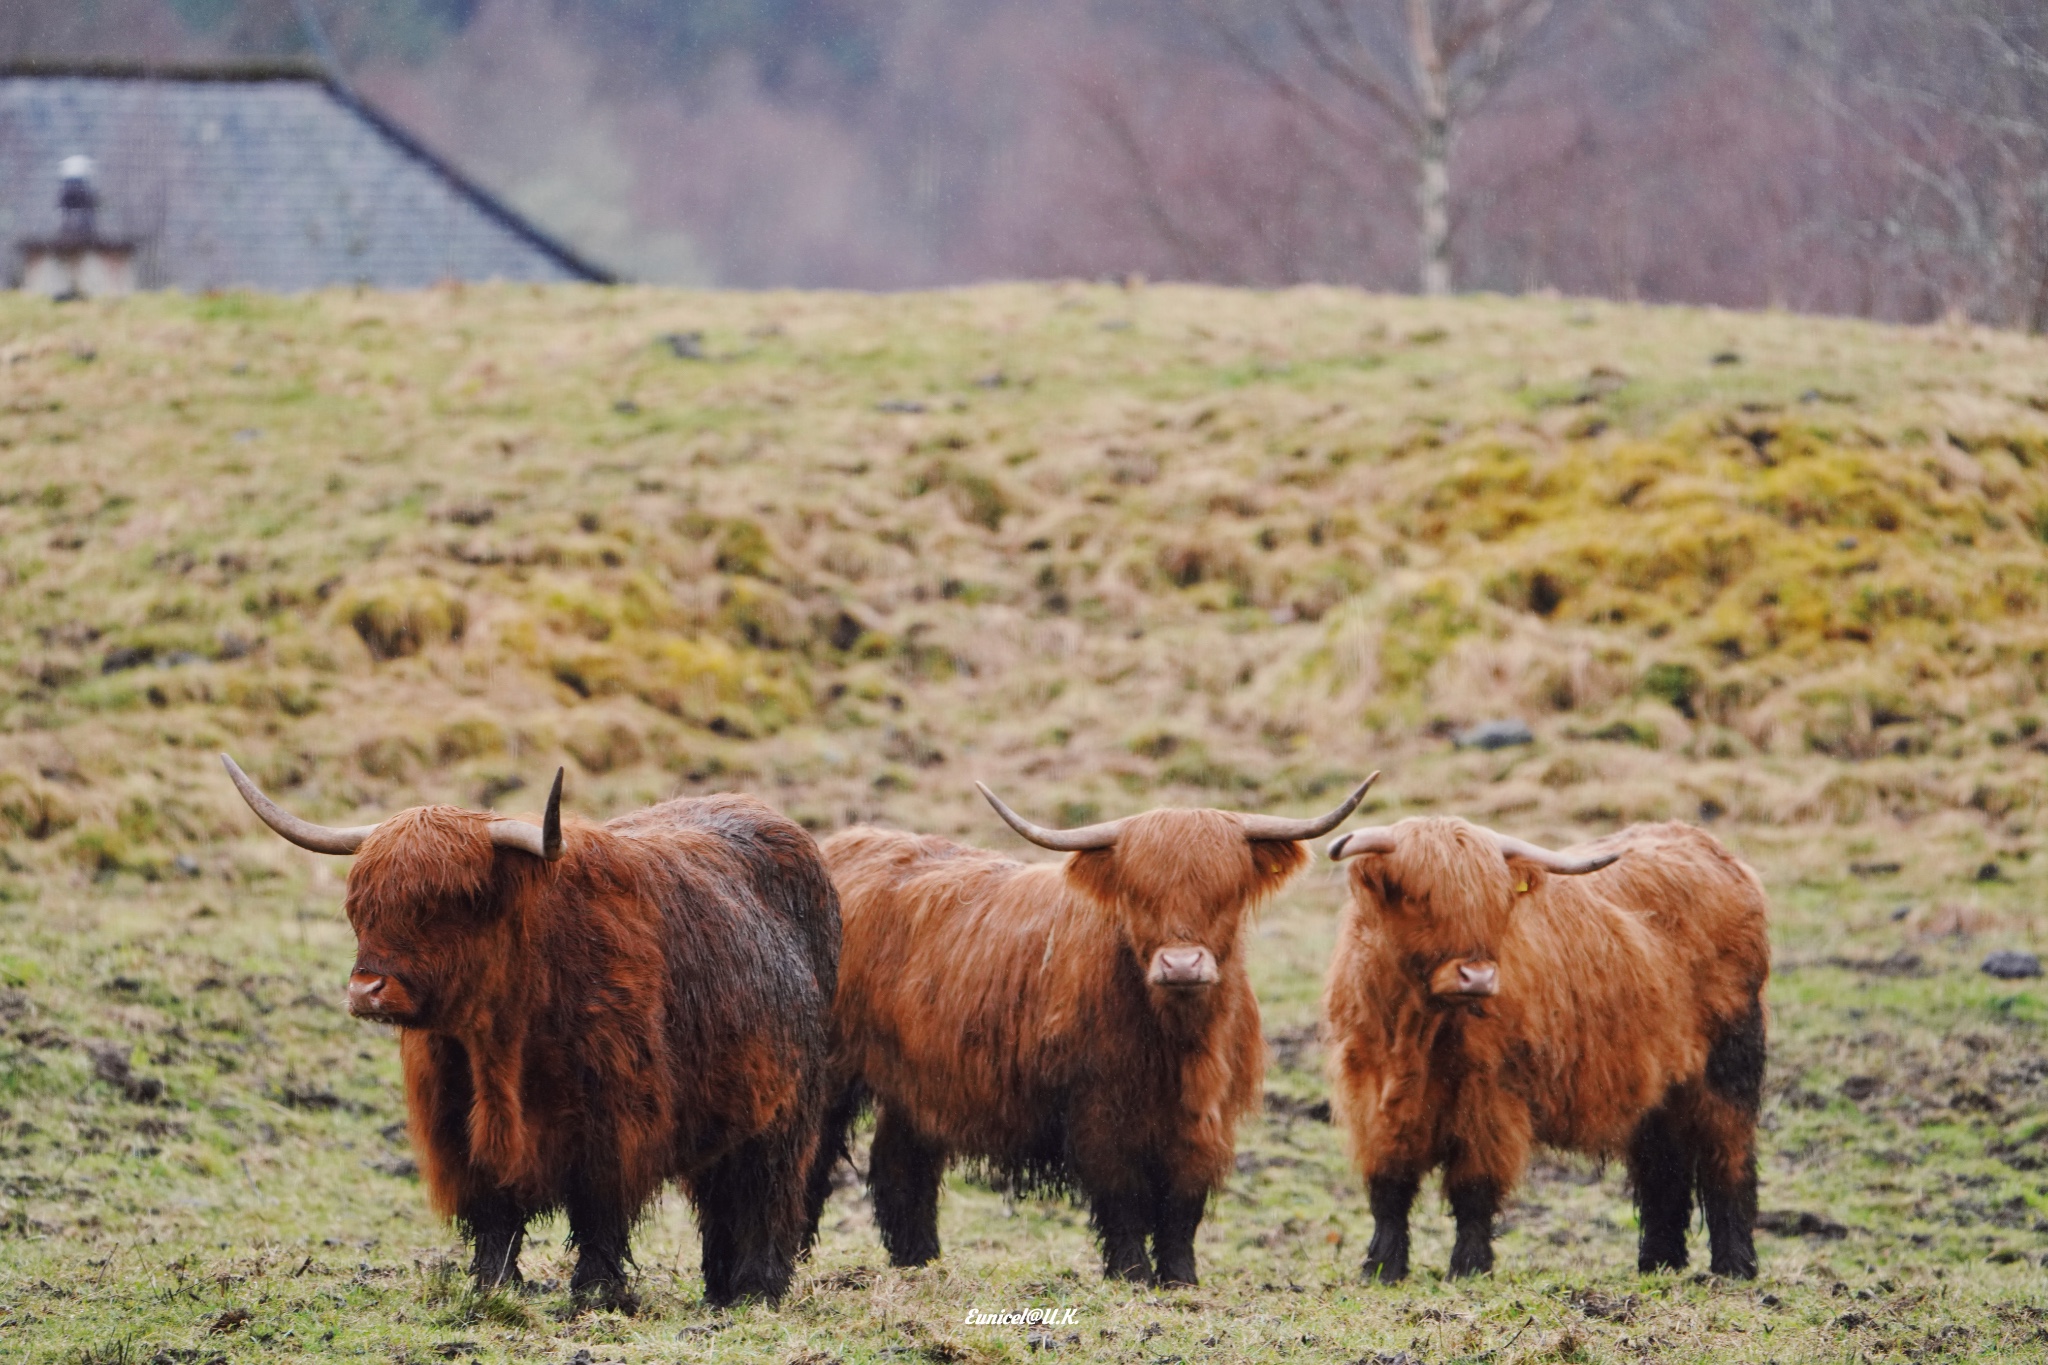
top-left (1452, 719), bottom-right (1533, 751)
top-left (1976, 862), bottom-right (2006, 882)
top-left (660, 331), bottom-right (705, 360)
top-left (1982, 950), bottom-right (2042, 980)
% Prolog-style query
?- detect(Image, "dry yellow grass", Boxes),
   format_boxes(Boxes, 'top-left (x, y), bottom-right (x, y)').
top-left (5, 284), bottom-right (2048, 857)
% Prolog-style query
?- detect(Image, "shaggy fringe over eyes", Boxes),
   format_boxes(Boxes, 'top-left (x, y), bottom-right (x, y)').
top-left (346, 806), bottom-right (501, 934)
top-left (1065, 809), bottom-right (1307, 935)
top-left (1350, 817), bottom-right (1516, 949)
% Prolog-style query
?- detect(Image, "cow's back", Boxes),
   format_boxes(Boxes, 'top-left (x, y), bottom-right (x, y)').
top-left (821, 825), bottom-right (1106, 1156)
top-left (1493, 821), bottom-right (1769, 1148)
top-left (614, 794), bottom-right (847, 998)
top-left (589, 795), bottom-right (840, 1159)
top-left (1561, 820), bottom-right (1768, 1007)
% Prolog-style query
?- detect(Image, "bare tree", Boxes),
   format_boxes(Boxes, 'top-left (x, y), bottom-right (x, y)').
top-left (1190, 0), bottom-right (1560, 293)
top-left (1776, 0), bottom-right (2048, 329)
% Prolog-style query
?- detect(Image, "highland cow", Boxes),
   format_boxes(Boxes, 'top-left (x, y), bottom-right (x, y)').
top-left (1321, 817), bottom-right (1769, 1282)
top-left (222, 755), bottom-right (839, 1308)
top-left (806, 777), bottom-right (1376, 1285)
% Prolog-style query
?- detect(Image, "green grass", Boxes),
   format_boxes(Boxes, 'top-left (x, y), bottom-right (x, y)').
top-left (2, 283), bottom-right (2048, 1361)
top-left (3, 861), bottom-right (2046, 1363)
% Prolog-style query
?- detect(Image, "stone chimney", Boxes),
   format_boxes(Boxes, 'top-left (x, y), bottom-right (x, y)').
top-left (19, 155), bottom-right (136, 300)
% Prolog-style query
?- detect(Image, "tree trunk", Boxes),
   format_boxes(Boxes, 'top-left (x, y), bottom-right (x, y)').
top-left (1417, 118), bottom-right (1452, 295)
top-left (1407, 0), bottom-right (1453, 295)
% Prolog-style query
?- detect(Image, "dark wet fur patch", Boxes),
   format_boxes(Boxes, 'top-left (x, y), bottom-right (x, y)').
top-left (1704, 994), bottom-right (1766, 1113)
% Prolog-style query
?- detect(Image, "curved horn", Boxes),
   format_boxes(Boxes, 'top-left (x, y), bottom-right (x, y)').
top-left (220, 754), bottom-right (379, 855)
top-left (488, 768), bottom-right (565, 861)
top-left (1492, 831), bottom-right (1621, 876)
top-left (1327, 826), bottom-right (1402, 861)
top-left (1240, 773), bottom-right (1380, 843)
top-left (976, 782), bottom-right (1123, 852)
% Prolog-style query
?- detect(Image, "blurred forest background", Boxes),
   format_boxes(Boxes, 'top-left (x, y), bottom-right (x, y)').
top-left (4, 1), bottom-right (2046, 327)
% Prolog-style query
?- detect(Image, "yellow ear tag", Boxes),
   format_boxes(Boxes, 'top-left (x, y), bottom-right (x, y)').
top-left (1515, 880), bottom-right (1530, 894)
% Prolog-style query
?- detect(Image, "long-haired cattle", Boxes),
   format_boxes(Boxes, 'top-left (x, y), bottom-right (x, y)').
top-left (1322, 817), bottom-right (1769, 1281)
top-left (222, 756), bottom-right (839, 1307)
top-left (806, 777), bottom-right (1376, 1285)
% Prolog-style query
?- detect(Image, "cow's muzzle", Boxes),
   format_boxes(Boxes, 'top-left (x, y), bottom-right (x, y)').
top-left (1149, 946), bottom-right (1220, 989)
top-left (347, 970), bottom-right (415, 1022)
top-left (1428, 958), bottom-right (1499, 1000)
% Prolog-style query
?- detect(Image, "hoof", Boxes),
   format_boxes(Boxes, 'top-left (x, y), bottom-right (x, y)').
top-left (1361, 1257), bottom-right (1408, 1285)
top-left (570, 1275), bottom-right (637, 1315)
top-left (1447, 1247), bottom-right (1494, 1278)
top-left (706, 1264), bottom-right (794, 1308)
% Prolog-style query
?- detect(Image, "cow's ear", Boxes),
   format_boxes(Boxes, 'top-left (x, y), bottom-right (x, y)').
top-left (1248, 837), bottom-right (1307, 890)
top-left (1349, 858), bottom-right (1402, 914)
top-left (1062, 846), bottom-right (1120, 909)
top-left (1502, 856), bottom-right (1545, 901)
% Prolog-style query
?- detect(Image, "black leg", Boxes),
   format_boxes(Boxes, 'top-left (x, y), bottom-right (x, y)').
top-left (565, 1176), bottom-right (635, 1313)
top-left (1702, 995), bottom-right (1765, 1280)
top-left (1090, 1186), bottom-right (1154, 1283)
top-left (697, 1132), bottom-right (809, 1306)
top-left (1699, 1141), bottom-right (1759, 1279)
top-left (1447, 1178), bottom-right (1499, 1278)
top-left (1152, 1188), bottom-right (1207, 1288)
top-left (802, 1082), bottom-right (865, 1251)
top-left (1361, 1173), bottom-right (1419, 1284)
top-left (458, 1188), bottom-right (528, 1291)
top-left (870, 1105), bottom-right (945, 1269)
top-left (1629, 1105), bottom-right (1693, 1273)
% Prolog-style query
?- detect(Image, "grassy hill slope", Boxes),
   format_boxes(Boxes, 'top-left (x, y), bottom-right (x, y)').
top-left (4, 285), bottom-right (2048, 1363)
top-left (5, 284), bottom-right (2048, 864)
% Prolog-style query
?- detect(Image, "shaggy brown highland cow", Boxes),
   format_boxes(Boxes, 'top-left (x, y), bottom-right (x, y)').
top-left (1322, 817), bottom-right (1770, 1282)
top-left (805, 777), bottom-right (1376, 1285)
top-left (222, 756), bottom-right (839, 1308)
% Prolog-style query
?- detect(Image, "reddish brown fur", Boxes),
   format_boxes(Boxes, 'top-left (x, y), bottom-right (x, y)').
top-left (1322, 818), bottom-right (1770, 1280)
top-left (808, 809), bottom-right (1310, 1285)
top-left (344, 795), bottom-right (838, 1306)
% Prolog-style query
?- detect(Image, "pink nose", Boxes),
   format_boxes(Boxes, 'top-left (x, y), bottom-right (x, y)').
top-left (1150, 947), bottom-right (1220, 988)
top-left (1456, 961), bottom-right (1499, 996)
top-left (347, 972), bottom-right (391, 1019)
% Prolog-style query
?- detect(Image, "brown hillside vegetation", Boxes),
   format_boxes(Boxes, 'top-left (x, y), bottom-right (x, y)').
top-left (3, 284), bottom-right (2047, 859)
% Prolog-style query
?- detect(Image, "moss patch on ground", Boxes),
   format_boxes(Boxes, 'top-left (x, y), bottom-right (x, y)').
top-left (2, 284), bottom-right (2047, 1362)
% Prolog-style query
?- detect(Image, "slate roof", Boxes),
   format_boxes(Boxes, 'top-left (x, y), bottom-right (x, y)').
top-left (0, 61), bottom-right (611, 291)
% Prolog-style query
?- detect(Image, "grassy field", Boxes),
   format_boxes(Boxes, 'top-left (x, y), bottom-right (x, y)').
top-left (2, 282), bottom-right (2048, 1363)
